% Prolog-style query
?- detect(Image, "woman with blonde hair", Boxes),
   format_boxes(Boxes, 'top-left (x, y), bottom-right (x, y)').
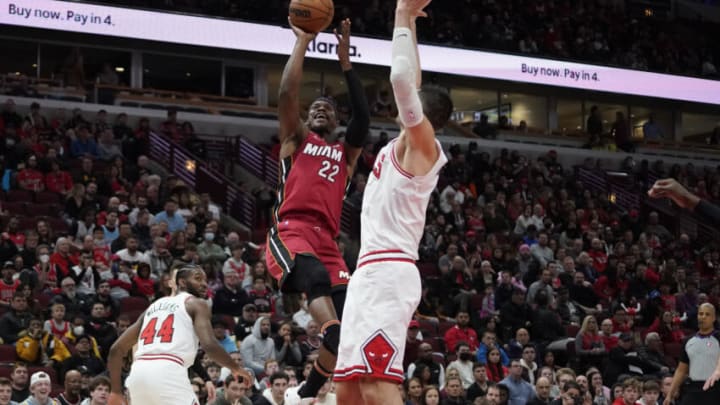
top-left (575, 315), bottom-right (606, 371)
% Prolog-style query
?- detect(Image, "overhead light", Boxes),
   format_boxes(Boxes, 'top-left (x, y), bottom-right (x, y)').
top-left (115, 67), bottom-right (125, 73)
top-left (185, 160), bottom-right (196, 173)
top-left (186, 72), bottom-right (192, 77)
top-left (31, 64), bottom-right (37, 68)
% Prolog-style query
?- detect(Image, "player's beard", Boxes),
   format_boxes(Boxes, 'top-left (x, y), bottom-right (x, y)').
top-left (185, 284), bottom-right (206, 298)
top-left (261, 331), bottom-right (269, 339)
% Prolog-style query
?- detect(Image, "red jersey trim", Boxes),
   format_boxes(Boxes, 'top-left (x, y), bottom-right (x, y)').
top-left (357, 258), bottom-right (415, 269)
top-left (358, 249), bottom-right (406, 260)
top-left (334, 365), bottom-right (404, 384)
top-left (137, 353), bottom-right (184, 366)
top-left (390, 142), bottom-right (413, 179)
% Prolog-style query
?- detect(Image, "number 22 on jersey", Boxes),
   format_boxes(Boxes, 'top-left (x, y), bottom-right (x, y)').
top-left (318, 160), bottom-right (340, 182)
top-left (140, 314), bottom-right (176, 345)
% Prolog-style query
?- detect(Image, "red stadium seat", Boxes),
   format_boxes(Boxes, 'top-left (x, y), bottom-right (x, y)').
top-left (0, 345), bottom-right (16, 362)
top-left (3, 202), bottom-right (26, 215)
top-left (34, 191), bottom-right (61, 204)
top-left (565, 324), bottom-right (580, 338)
top-left (6, 190), bottom-right (33, 202)
top-left (438, 321), bottom-right (455, 336)
top-left (470, 294), bottom-right (485, 312)
top-left (120, 296), bottom-right (150, 313)
top-left (664, 342), bottom-right (683, 360)
top-left (417, 262), bottom-right (439, 279)
top-left (418, 319), bottom-right (438, 337)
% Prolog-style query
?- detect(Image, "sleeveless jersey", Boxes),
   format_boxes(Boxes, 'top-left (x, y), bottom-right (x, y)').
top-left (359, 138), bottom-right (447, 259)
top-left (274, 132), bottom-right (349, 236)
top-left (134, 292), bottom-right (198, 368)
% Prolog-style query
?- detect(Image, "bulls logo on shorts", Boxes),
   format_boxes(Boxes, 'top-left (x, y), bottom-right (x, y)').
top-left (361, 330), bottom-right (398, 375)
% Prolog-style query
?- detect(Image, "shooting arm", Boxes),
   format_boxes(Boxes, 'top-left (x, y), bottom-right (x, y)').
top-left (343, 67), bottom-right (370, 163)
top-left (278, 36), bottom-right (311, 146)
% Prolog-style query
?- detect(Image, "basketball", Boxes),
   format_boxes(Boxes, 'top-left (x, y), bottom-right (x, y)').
top-left (289, 0), bottom-right (334, 34)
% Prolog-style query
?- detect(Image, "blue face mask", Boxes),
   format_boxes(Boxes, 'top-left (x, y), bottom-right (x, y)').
top-left (204, 233), bottom-right (215, 241)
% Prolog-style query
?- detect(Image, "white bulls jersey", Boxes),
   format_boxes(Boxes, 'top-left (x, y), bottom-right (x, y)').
top-left (134, 292), bottom-right (199, 368)
top-left (359, 138), bottom-right (447, 261)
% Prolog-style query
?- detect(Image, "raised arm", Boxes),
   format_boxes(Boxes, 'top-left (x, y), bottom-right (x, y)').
top-left (187, 298), bottom-right (252, 386)
top-left (278, 20), bottom-right (316, 149)
top-left (391, 0), bottom-right (438, 167)
top-left (107, 311), bottom-right (144, 405)
top-left (335, 19), bottom-right (370, 171)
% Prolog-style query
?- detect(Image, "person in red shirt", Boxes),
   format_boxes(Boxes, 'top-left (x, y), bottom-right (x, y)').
top-left (131, 263), bottom-right (154, 300)
top-left (4, 217), bottom-right (25, 248)
top-left (17, 154), bottom-right (45, 192)
top-left (599, 318), bottom-right (619, 351)
top-left (444, 311), bottom-right (479, 354)
top-left (588, 238), bottom-right (608, 274)
top-left (50, 237), bottom-right (79, 281)
top-left (45, 159), bottom-right (73, 195)
top-left (0, 260), bottom-right (19, 306)
top-left (611, 306), bottom-right (633, 335)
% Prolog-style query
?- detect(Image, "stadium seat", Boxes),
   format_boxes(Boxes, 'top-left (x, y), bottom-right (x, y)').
top-left (6, 190), bottom-right (33, 202)
top-left (417, 319), bottom-right (438, 337)
top-left (438, 321), bottom-right (455, 336)
top-left (664, 342), bottom-right (683, 360)
top-left (565, 324), bottom-right (580, 338)
top-left (428, 337), bottom-right (445, 354)
top-left (3, 202), bottom-right (26, 215)
top-left (0, 345), bottom-right (16, 362)
top-left (27, 203), bottom-right (56, 217)
top-left (34, 191), bottom-right (61, 204)
top-left (417, 262), bottom-right (439, 279)
top-left (120, 296), bottom-right (150, 314)
top-left (470, 294), bottom-right (485, 312)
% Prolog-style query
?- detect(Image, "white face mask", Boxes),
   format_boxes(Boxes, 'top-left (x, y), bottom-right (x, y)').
top-left (73, 326), bottom-right (84, 336)
top-left (39, 254), bottom-right (50, 264)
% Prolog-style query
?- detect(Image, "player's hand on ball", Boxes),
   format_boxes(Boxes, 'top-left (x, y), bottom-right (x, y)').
top-left (397, 0), bottom-right (432, 17)
top-left (288, 17), bottom-right (318, 40)
top-left (108, 392), bottom-right (125, 405)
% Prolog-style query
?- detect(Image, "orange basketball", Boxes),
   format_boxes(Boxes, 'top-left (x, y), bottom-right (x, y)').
top-left (289, 0), bottom-right (334, 34)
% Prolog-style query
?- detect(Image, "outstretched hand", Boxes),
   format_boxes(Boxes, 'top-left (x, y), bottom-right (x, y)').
top-left (334, 18), bottom-right (352, 69)
top-left (233, 367), bottom-right (255, 389)
top-left (397, 0), bottom-right (432, 18)
top-left (648, 178), bottom-right (700, 210)
top-left (288, 17), bottom-right (318, 42)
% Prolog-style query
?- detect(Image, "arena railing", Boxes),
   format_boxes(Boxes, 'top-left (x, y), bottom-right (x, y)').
top-left (147, 131), bottom-right (256, 229)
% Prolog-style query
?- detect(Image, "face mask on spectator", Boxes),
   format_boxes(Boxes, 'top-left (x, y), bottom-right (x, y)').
top-left (204, 233), bottom-right (215, 241)
top-left (40, 254), bottom-right (50, 264)
top-left (73, 326), bottom-right (84, 336)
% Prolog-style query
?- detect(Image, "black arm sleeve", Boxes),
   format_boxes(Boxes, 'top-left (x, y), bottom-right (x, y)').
top-left (343, 68), bottom-right (370, 148)
top-left (694, 199), bottom-right (720, 229)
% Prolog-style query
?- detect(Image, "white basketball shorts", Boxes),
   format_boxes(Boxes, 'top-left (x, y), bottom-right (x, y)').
top-left (126, 354), bottom-right (199, 405)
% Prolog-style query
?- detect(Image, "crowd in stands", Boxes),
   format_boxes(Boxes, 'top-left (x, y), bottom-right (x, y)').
top-left (1, 89), bottom-right (719, 405)
top-left (83, 0), bottom-right (720, 79)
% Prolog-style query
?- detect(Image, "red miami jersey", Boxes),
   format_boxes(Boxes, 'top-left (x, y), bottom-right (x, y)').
top-left (274, 132), bottom-right (349, 236)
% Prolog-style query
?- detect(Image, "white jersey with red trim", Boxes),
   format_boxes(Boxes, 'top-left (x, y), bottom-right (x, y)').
top-left (358, 138), bottom-right (447, 263)
top-left (134, 292), bottom-right (199, 368)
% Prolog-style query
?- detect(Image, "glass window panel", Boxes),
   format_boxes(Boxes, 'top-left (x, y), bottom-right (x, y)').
top-left (143, 53), bottom-right (221, 94)
top-left (0, 39), bottom-right (37, 77)
top-left (556, 98), bottom-right (583, 134)
top-left (450, 87), bottom-right (498, 124)
top-left (225, 66), bottom-right (255, 98)
top-left (502, 92), bottom-right (547, 131)
top-left (630, 106), bottom-right (672, 140)
top-left (681, 112), bottom-right (720, 140)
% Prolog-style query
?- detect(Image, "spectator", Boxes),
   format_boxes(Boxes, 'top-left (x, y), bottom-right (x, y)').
top-left (486, 347), bottom-right (509, 383)
top-left (528, 377), bottom-right (553, 405)
top-left (408, 342), bottom-right (445, 388)
top-left (70, 125), bottom-right (98, 159)
top-left (197, 229), bottom-right (225, 276)
top-left (254, 372), bottom-right (288, 405)
top-left (247, 277), bottom-right (274, 318)
top-left (9, 363), bottom-right (29, 404)
top-left (213, 267), bottom-right (249, 317)
top-left (17, 155), bottom-right (44, 192)
top-left (550, 380), bottom-right (582, 405)
top-left (441, 376), bottom-right (466, 405)
top-left (44, 303), bottom-right (70, 339)
top-left (466, 363), bottom-right (489, 402)
top-left (96, 129), bottom-right (120, 161)
top-left (56, 370), bottom-right (83, 405)
top-left (233, 303), bottom-right (258, 341)
top-left (18, 371), bottom-right (59, 405)
top-left (586, 106), bottom-right (603, 148)
top-left (642, 114), bottom-right (663, 140)
top-left (0, 377), bottom-right (18, 405)
top-left (530, 234), bottom-right (554, 269)
top-left (153, 200), bottom-right (186, 233)
top-left (45, 160), bottom-right (73, 196)
top-left (519, 345), bottom-right (538, 385)
top-left (500, 359), bottom-right (535, 405)
top-left (447, 342), bottom-right (474, 389)
top-left (86, 302), bottom-right (117, 357)
top-left (444, 311), bottom-right (479, 354)
top-left (211, 317), bottom-right (236, 353)
top-left (60, 335), bottom-right (104, 379)
top-left (239, 316), bottom-right (275, 376)
top-left (0, 261), bottom-right (20, 307)
top-left (80, 376), bottom-right (110, 405)
top-left (0, 293), bottom-right (32, 344)
top-left (211, 374), bottom-right (251, 405)
top-left (15, 317), bottom-right (70, 367)
top-left (612, 378), bottom-right (640, 405)
top-left (273, 321), bottom-right (302, 368)
top-left (612, 111), bottom-right (633, 153)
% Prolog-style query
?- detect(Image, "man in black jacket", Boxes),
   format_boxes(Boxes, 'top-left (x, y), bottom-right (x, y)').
top-left (604, 333), bottom-right (661, 384)
top-left (213, 268), bottom-right (249, 317)
top-left (0, 293), bottom-right (31, 344)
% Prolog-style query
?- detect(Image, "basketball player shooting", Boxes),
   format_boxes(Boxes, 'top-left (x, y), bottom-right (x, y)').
top-left (266, 18), bottom-right (370, 405)
top-left (107, 266), bottom-right (251, 405)
top-left (334, 0), bottom-right (453, 404)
